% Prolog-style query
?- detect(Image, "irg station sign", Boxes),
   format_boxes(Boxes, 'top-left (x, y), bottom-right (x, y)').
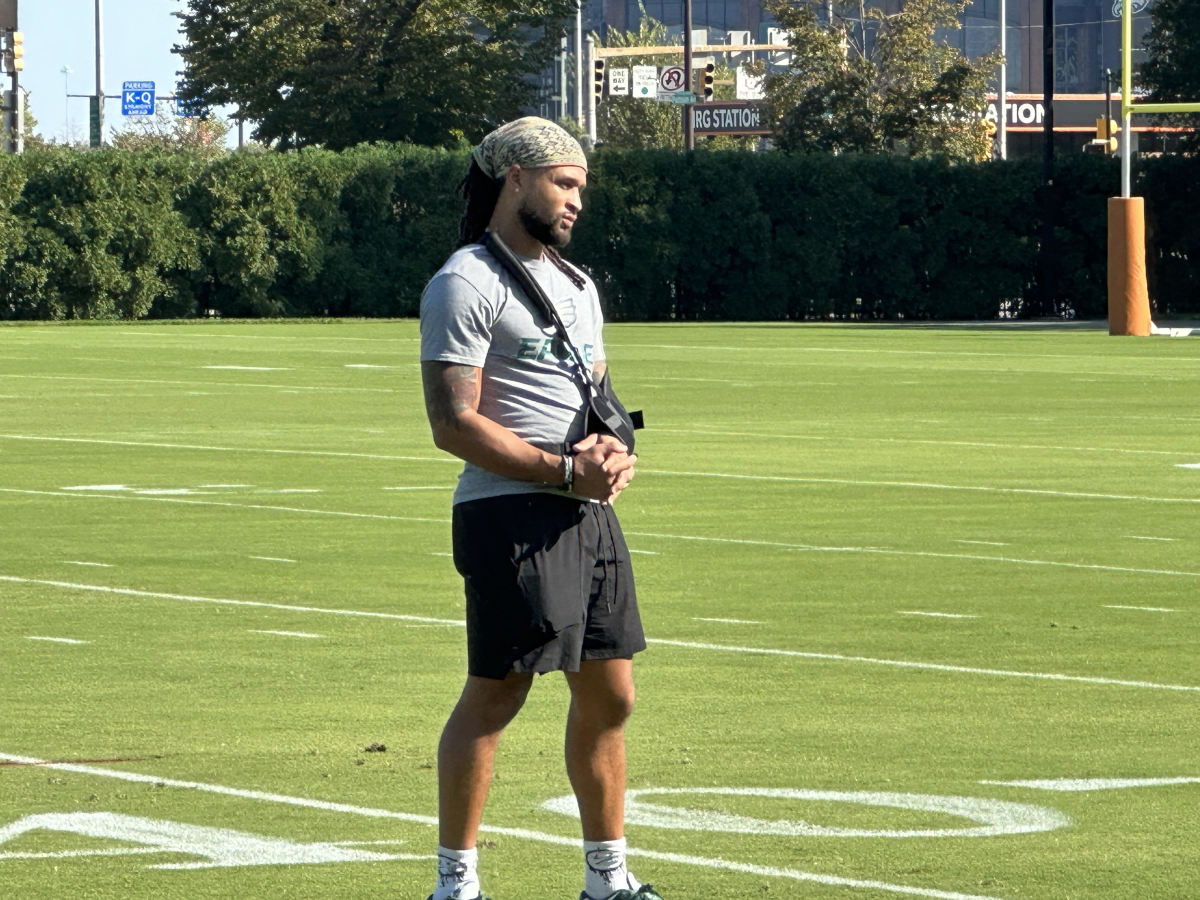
top-left (691, 102), bottom-right (770, 136)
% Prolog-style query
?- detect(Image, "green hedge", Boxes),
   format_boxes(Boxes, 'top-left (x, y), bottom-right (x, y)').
top-left (1, 145), bottom-right (1196, 321)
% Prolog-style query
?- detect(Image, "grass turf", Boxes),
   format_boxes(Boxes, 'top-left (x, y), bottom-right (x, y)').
top-left (1, 319), bottom-right (1198, 899)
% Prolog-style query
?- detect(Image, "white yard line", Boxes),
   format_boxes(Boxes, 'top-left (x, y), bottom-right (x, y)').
top-left (0, 433), bottom-right (451, 464)
top-left (249, 630), bottom-right (321, 639)
top-left (0, 752), bottom-right (1002, 900)
top-left (25, 636), bottom-right (90, 645)
top-left (898, 612), bottom-right (980, 619)
top-left (0, 575), bottom-right (462, 627)
top-left (1103, 605), bottom-right (1178, 613)
top-left (646, 638), bottom-right (1200, 694)
top-left (2, 574), bottom-right (1196, 694)
top-left (248, 556), bottom-right (298, 564)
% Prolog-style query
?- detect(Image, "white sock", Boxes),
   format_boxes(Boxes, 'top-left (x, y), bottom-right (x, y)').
top-left (584, 837), bottom-right (641, 899)
top-left (431, 846), bottom-right (480, 900)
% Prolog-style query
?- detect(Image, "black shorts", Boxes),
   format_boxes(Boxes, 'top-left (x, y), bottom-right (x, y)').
top-left (451, 492), bottom-right (646, 679)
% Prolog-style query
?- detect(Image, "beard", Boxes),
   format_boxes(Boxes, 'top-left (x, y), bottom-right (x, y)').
top-left (518, 203), bottom-right (573, 248)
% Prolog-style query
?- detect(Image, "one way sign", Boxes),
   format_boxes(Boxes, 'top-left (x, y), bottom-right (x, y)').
top-left (122, 81), bottom-right (156, 116)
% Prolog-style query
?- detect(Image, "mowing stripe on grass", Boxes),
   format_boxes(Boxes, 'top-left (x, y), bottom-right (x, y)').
top-left (646, 639), bottom-right (1200, 693)
top-left (3, 574), bottom-right (1195, 694)
top-left (0, 752), bottom-right (1003, 900)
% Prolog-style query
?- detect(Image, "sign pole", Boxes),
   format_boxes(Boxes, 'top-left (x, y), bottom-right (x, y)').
top-left (683, 0), bottom-right (694, 150)
top-left (998, 0), bottom-right (1007, 159)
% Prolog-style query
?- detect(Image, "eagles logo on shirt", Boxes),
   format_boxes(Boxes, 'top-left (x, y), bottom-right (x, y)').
top-left (554, 295), bottom-right (578, 328)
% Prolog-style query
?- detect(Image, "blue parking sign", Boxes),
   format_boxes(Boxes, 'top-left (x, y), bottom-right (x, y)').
top-left (122, 81), bottom-right (155, 116)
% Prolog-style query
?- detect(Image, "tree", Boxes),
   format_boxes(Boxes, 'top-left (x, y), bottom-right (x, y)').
top-left (1139, 0), bottom-right (1200, 152)
top-left (111, 107), bottom-right (232, 159)
top-left (594, 11), bottom-right (684, 150)
top-left (174, 0), bottom-right (577, 150)
top-left (758, 0), bottom-right (996, 161)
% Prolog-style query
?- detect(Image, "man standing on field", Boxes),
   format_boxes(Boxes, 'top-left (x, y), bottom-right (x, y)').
top-left (419, 117), bottom-right (662, 900)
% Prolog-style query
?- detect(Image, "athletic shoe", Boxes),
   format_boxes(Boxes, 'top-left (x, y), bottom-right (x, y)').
top-left (580, 886), bottom-right (664, 900)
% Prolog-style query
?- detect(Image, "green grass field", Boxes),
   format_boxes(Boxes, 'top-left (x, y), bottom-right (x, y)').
top-left (2, 320), bottom-right (1198, 899)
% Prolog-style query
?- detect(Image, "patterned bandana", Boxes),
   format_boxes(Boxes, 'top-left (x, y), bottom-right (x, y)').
top-left (472, 117), bottom-right (588, 180)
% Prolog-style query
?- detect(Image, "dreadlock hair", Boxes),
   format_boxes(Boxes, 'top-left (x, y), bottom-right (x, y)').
top-left (456, 158), bottom-right (588, 293)
top-left (457, 160), bottom-right (502, 248)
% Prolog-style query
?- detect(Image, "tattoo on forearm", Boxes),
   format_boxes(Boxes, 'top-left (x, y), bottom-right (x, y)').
top-left (424, 364), bottom-right (479, 429)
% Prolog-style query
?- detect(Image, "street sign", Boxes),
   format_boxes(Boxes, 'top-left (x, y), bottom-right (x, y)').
top-left (658, 66), bottom-right (686, 94)
top-left (609, 68), bottom-right (629, 97)
top-left (668, 91), bottom-right (696, 105)
top-left (631, 65), bottom-right (657, 99)
top-left (691, 101), bottom-right (771, 136)
top-left (121, 80), bottom-right (155, 116)
top-left (736, 66), bottom-right (765, 100)
top-left (88, 95), bottom-right (100, 147)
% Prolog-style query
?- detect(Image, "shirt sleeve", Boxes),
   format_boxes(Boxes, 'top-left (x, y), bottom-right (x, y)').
top-left (420, 271), bottom-right (496, 367)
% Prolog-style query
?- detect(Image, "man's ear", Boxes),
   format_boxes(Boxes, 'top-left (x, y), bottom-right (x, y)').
top-left (505, 164), bottom-right (522, 191)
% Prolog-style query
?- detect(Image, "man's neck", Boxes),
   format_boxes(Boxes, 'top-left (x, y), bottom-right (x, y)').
top-left (489, 219), bottom-right (544, 261)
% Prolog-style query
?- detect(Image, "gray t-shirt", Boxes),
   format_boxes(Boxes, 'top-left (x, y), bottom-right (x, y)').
top-left (420, 242), bottom-right (606, 504)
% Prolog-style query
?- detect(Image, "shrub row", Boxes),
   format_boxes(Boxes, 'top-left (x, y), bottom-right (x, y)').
top-left (1, 145), bottom-right (1196, 321)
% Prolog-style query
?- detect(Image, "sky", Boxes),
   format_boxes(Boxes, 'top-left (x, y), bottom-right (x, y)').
top-left (17, 0), bottom-right (212, 144)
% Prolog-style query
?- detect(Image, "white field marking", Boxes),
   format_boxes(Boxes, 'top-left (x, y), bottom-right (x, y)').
top-left (200, 484), bottom-right (252, 488)
top-left (543, 787), bottom-right (1069, 838)
top-left (0, 847), bottom-right (163, 861)
top-left (344, 364), bottom-right (393, 369)
top-left (640, 466), bottom-right (1200, 507)
top-left (248, 556), bottom-right (297, 564)
top-left (63, 560), bottom-right (113, 568)
top-left (63, 484), bottom-right (129, 492)
top-left (623, 527), bottom-right (1200, 581)
top-left (201, 365), bottom-right (290, 371)
top-left (0, 812), bottom-right (397, 869)
top-left (250, 630), bottom-right (321, 639)
top-left (115, 330), bottom-right (416, 345)
top-left (628, 549), bottom-right (659, 555)
top-left (8, 484), bottom-right (1200, 582)
top-left (956, 540), bottom-right (1008, 547)
top-left (253, 488), bottom-right (321, 494)
top-left (0, 375), bottom-right (396, 395)
top-left (693, 617), bottom-right (765, 625)
top-left (899, 611), bottom-right (981, 619)
top-left (431, 552), bottom-right (454, 558)
top-left (25, 636), bottom-right (90, 645)
top-left (0, 754), bottom-right (1003, 900)
top-left (0, 488), bottom-right (452, 526)
top-left (0, 433), bottom-right (452, 463)
top-left (0, 575), bottom-right (463, 627)
top-left (383, 485), bottom-right (454, 491)
top-left (1127, 535), bottom-right (1176, 542)
top-left (135, 488), bottom-right (217, 496)
top-left (1103, 605), bottom-right (1178, 613)
top-left (653, 425), bottom-right (1198, 460)
top-left (1176, 463), bottom-right (1200, 469)
top-left (4, 573), bottom-right (1195, 695)
top-left (981, 777), bottom-right (1200, 792)
top-left (646, 638), bottom-right (1200, 694)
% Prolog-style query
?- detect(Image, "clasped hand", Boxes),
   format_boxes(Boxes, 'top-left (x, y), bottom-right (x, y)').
top-left (570, 433), bottom-right (636, 504)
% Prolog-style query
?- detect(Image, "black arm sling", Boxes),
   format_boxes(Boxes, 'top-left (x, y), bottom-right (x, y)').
top-left (482, 230), bottom-right (644, 453)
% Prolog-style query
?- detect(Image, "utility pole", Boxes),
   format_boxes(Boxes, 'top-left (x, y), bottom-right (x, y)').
top-left (94, 0), bottom-right (105, 146)
top-left (1, 0), bottom-right (20, 154)
top-left (574, 0), bottom-right (583, 129)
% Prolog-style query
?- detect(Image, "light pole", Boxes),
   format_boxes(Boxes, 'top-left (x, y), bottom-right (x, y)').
top-left (61, 64), bottom-right (72, 141)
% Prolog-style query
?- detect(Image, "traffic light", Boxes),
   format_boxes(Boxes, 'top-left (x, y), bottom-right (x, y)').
top-left (700, 62), bottom-right (715, 101)
top-left (593, 59), bottom-right (605, 101)
top-left (1094, 116), bottom-right (1119, 153)
top-left (2, 31), bottom-right (23, 74)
